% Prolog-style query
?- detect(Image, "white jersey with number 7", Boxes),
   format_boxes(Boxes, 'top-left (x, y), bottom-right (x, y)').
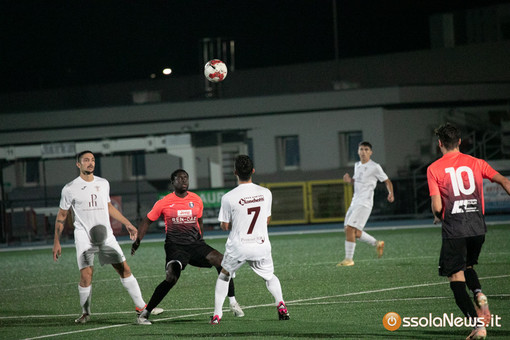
top-left (218, 183), bottom-right (272, 260)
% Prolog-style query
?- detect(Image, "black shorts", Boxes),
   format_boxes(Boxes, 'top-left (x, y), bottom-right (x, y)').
top-left (164, 239), bottom-right (217, 270)
top-left (438, 235), bottom-right (485, 277)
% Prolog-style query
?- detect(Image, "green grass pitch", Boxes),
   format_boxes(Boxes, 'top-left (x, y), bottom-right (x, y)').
top-left (1, 224), bottom-right (509, 339)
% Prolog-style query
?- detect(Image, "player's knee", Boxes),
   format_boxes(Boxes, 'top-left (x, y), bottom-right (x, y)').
top-left (218, 272), bottom-right (230, 282)
top-left (207, 250), bottom-right (223, 268)
top-left (165, 260), bottom-right (182, 284)
top-left (115, 262), bottom-right (131, 278)
top-left (80, 267), bottom-right (93, 286)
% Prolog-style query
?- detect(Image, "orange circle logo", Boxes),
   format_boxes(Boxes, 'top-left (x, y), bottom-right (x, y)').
top-left (383, 312), bottom-right (402, 331)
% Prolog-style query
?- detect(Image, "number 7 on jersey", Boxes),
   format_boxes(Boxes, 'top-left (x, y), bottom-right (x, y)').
top-left (247, 206), bottom-right (260, 234)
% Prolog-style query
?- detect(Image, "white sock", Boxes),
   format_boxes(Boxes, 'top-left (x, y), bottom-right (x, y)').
top-left (214, 273), bottom-right (230, 318)
top-left (358, 231), bottom-right (377, 246)
top-left (228, 296), bottom-right (237, 305)
top-left (78, 285), bottom-right (92, 314)
top-left (345, 241), bottom-right (356, 260)
top-left (265, 275), bottom-right (284, 305)
top-left (120, 275), bottom-right (146, 310)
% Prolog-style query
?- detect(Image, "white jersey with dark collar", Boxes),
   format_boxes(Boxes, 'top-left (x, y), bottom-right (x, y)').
top-left (351, 159), bottom-right (388, 208)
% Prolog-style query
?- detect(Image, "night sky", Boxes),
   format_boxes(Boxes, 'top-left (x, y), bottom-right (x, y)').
top-left (1, 0), bottom-right (507, 93)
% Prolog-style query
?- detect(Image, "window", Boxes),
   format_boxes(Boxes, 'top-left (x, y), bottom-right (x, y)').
top-left (93, 156), bottom-right (102, 177)
top-left (276, 136), bottom-right (300, 170)
top-left (25, 159), bottom-right (40, 186)
top-left (339, 131), bottom-right (363, 165)
top-left (128, 153), bottom-right (146, 179)
top-left (247, 138), bottom-right (254, 161)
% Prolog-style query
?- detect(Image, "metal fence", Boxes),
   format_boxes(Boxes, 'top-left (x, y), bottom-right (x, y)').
top-left (1, 175), bottom-right (508, 247)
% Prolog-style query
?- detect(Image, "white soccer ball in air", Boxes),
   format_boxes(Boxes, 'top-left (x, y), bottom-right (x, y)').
top-left (204, 59), bottom-right (228, 83)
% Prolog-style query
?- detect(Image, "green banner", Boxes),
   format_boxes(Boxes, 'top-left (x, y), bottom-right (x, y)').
top-left (196, 188), bottom-right (231, 208)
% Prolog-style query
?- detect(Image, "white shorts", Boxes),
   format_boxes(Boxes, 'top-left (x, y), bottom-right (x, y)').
top-left (344, 205), bottom-right (372, 230)
top-left (74, 228), bottom-right (126, 270)
top-left (221, 253), bottom-right (275, 281)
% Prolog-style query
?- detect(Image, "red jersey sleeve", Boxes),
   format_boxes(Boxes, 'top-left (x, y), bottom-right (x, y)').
top-left (427, 165), bottom-right (440, 196)
top-left (197, 195), bottom-right (204, 219)
top-left (147, 199), bottom-right (164, 222)
top-left (480, 159), bottom-right (499, 181)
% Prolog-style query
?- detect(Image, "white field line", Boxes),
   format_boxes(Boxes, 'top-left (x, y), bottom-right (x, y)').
top-left (8, 292), bottom-right (510, 321)
top-left (16, 274), bottom-right (510, 339)
top-left (3, 253), bottom-right (509, 293)
top-left (2, 219), bottom-right (508, 252)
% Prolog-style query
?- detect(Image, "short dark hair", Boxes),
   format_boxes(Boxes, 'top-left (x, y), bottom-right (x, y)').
top-left (359, 141), bottom-right (372, 149)
top-left (170, 169), bottom-right (188, 183)
top-left (434, 122), bottom-right (461, 150)
top-left (76, 150), bottom-right (94, 163)
top-left (235, 155), bottom-right (253, 181)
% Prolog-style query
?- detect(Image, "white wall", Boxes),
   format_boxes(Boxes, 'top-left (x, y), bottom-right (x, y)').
top-left (383, 110), bottom-right (443, 176)
top-left (43, 158), bottom-right (78, 186)
top-left (145, 153), bottom-right (181, 180)
top-left (1, 85), bottom-right (509, 193)
top-left (101, 156), bottom-right (123, 182)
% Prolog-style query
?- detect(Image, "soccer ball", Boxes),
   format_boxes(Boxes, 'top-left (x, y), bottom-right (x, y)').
top-left (204, 59), bottom-right (228, 83)
top-left (89, 224), bottom-right (107, 245)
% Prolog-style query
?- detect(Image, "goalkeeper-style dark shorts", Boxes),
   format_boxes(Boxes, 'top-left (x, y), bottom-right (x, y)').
top-left (438, 235), bottom-right (485, 277)
top-left (164, 239), bottom-right (216, 270)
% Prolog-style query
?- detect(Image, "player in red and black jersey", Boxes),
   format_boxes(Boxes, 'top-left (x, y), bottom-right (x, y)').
top-left (131, 169), bottom-right (244, 324)
top-left (427, 123), bottom-right (510, 340)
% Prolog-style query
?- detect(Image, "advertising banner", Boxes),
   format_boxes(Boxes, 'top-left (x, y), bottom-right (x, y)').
top-left (484, 177), bottom-right (510, 213)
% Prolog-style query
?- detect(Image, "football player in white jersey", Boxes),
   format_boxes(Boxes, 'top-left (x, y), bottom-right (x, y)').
top-left (337, 141), bottom-right (394, 267)
top-left (210, 155), bottom-right (289, 325)
top-left (52, 151), bottom-right (160, 324)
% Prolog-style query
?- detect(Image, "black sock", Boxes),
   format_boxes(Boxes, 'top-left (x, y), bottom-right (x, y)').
top-left (450, 281), bottom-right (478, 321)
top-left (147, 280), bottom-right (173, 312)
top-left (465, 268), bottom-right (482, 297)
top-left (228, 278), bottom-right (235, 298)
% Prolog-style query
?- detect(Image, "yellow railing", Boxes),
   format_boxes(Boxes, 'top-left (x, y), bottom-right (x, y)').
top-left (260, 182), bottom-right (309, 225)
top-left (261, 180), bottom-right (352, 225)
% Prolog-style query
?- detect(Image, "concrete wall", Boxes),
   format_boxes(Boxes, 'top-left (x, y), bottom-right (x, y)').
top-left (1, 83), bottom-right (509, 197)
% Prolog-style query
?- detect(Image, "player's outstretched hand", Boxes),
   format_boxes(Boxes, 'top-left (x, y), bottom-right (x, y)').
top-left (131, 238), bottom-right (141, 256)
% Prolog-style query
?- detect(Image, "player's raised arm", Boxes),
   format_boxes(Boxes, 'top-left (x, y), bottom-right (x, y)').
top-left (492, 173), bottom-right (510, 195)
top-left (53, 208), bottom-right (68, 261)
